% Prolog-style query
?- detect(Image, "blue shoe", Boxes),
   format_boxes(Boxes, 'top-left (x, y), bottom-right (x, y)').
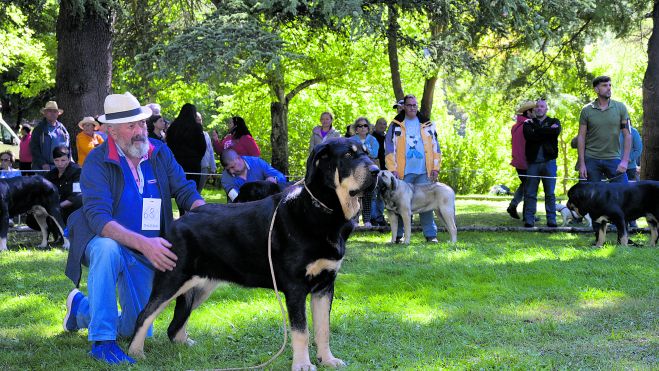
top-left (63, 289), bottom-right (84, 332)
top-left (89, 341), bottom-right (136, 365)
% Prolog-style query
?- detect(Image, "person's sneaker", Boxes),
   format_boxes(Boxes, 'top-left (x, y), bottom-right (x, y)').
top-left (425, 236), bottom-right (439, 243)
top-left (506, 205), bottom-right (520, 219)
top-left (524, 223), bottom-right (534, 228)
top-left (63, 288), bottom-right (84, 332)
top-left (89, 341), bottom-right (136, 365)
top-left (547, 221), bottom-right (558, 228)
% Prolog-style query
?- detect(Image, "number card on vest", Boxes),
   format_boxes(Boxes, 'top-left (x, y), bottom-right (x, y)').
top-left (72, 182), bottom-right (81, 193)
top-left (142, 198), bottom-right (162, 230)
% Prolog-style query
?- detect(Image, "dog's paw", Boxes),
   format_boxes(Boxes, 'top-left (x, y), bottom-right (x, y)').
top-left (318, 356), bottom-right (346, 368)
top-left (61, 239), bottom-right (70, 250)
top-left (292, 362), bottom-right (317, 371)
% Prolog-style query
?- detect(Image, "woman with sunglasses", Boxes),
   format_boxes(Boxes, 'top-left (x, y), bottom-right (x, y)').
top-left (350, 117), bottom-right (379, 228)
top-left (0, 150), bottom-right (21, 179)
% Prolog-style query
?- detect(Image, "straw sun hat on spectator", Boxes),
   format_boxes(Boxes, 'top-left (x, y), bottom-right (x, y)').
top-left (40, 101), bottom-right (63, 115)
top-left (78, 116), bottom-right (99, 130)
top-left (97, 92), bottom-right (152, 124)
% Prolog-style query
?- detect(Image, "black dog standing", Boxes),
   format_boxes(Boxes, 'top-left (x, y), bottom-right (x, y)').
top-left (129, 138), bottom-right (379, 370)
top-left (0, 175), bottom-right (68, 251)
top-left (567, 181), bottom-right (659, 246)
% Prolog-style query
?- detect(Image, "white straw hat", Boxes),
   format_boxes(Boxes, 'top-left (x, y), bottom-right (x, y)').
top-left (97, 92), bottom-right (152, 124)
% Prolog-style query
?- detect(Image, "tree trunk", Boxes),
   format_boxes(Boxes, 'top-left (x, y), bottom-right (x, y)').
top-left (56, 0), bottom-right (113, 160)
top-left (420, 76), bottom-right (437, 118)
top-left (642, 1), bottom-right (659, 180)
top-left (270, 79), bottom-right (289, 176)
top-left (387, 5), bottom-right (404, 101)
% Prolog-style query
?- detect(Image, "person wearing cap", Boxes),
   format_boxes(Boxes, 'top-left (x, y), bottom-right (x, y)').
top-left (30, 101), bottom-right (70, 171)
top-left (309, 111), bottom-right (341, 153)
top-left (76, 116), bottom-right (105, 166)
top-left (577, 75), bottom-right (631, 183)
top-left (522, 99), bottom-right (561, 228)
top-left (62, 92), bottom-right (205, 365)
top-left (506, 100), bottom-right (535, 220)
top-left (384, 94), bottom-right (442, 243)
top-left (393, 99), bottom-right (404, 114)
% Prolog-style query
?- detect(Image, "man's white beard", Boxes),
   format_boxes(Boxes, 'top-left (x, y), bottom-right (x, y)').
top-left (118, 137), bottom-right (149, 158)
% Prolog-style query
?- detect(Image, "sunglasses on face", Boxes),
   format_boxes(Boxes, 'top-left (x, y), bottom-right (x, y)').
top-left (357, 124), bottom-right (368, 128)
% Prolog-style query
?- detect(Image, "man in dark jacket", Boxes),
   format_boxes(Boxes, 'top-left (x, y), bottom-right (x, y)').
top-left (30, 101), bottom-right (70, 170)
top-left (522, 99), bottom-right (561, 227)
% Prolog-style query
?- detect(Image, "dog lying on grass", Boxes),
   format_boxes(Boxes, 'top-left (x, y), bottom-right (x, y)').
top-left (567, 181), bottom-right (659, 246)
top-left (377, 170), bottom-right (457, 244)
top-left (0, 175), bottom-right (69, 251)
top-left (128, 138), bottom-right (379, 370)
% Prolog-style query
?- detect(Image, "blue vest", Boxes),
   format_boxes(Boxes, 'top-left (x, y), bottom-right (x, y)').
top-left (115, 156), bottom-right (162, 237)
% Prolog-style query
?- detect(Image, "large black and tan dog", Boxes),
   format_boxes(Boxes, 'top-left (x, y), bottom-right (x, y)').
top-left (0, 175), bottom-right (69, 251)
top-left (377, 170), bottom-right (457, 244)
top-left (128, 138), bottom-right (379, 370)
top-left (567, 181), bottom-right (659, 246)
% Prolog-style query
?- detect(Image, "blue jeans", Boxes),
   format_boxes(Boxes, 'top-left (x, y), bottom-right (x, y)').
top-left (584, 157), bottom-right (628, 183)
top-left (524, 160), bottom-right (557, 225)
top-left (396, 173), bottom-right (437, 238)
top-left (75, 236), bottom-right (155, 341)
top-left (371, 190), bottom-right (385, 222)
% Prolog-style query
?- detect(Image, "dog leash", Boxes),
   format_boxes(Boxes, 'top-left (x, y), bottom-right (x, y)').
top-left (209, 197), bottom-right (289, 371)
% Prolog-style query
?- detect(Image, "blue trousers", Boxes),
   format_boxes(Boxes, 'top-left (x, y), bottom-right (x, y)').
top-left (584, 157), bottom-right (628, 183)
top-left (371, 190), bottom-right (385, 222)
top-left (74, 236), bottom-right (154, 341)
top-left (523, 160), bottom-right (557, 225)
top-left (396, 173), bottom-right (437, 238)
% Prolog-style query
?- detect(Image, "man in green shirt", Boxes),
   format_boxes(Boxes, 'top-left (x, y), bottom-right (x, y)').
top-left (577, 75), bottom-right (631, 183)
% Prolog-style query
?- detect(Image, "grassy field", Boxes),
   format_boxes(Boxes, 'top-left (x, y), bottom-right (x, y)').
top-left (0, 196), bottom-right (657, 370)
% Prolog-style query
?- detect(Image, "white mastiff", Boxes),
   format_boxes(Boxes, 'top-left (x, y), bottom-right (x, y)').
top-left (377, 170), bottom-right (457, 244)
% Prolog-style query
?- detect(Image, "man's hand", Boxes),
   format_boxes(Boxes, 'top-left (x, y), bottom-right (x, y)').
top-left (430, 170), bottom-right (438, 181)
top-left (616, 160), bottom-right (628, 174)
top-left (266, 176), bottom-right (278, 183)
top-left (579, 163), bottom-right (588, 180)
top-left (140, 236), bottom-right (177, 272)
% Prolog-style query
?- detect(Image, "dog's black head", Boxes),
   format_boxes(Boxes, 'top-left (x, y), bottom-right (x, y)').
top-left (566, 182), bottom-right (590, 217)
top-left (305, 138), bottom-right (379, 218)
top-left (233, 180), bottom-right (283, 203)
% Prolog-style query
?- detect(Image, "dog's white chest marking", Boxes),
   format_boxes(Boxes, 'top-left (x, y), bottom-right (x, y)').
top-left (306, 259), bottom-right (343, 278)
top-left (595, 216), bottom-right (609, 223)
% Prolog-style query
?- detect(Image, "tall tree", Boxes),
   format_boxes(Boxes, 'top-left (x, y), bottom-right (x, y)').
top-left (55, 0), bottom-right (114, 155)
top-left (642, 1), bottom-right (659, 180)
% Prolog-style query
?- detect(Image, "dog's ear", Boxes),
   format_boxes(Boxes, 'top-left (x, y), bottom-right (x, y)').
top-left (305, 142), bottom-right (330, 184)
top-left (388, 172), bottom-right (396, 191)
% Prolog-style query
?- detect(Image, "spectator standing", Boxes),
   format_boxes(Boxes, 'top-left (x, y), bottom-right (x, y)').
top-left (620, 122), bottom-right (642, 182)
top-left (166, 103), bottom-right (207, 190)
top-left (522, 99), bottom-right (561, 228)
top-left (220, 149), bottom-right (286, 202)
top-left (309, 112), bottom-right (341, 153)
top-left (384, 94), bottom-right (442, 243)
top-left (18, 124), bottom-right (33, 173)
top-left (95, 119), bottom-right (108, 141)
top-left (197, 112), bottom-right (217, 192)
top-left (370, 117), bottom-right (388, 226)
top-left (30, 101), bottom-right (70, 170)
top-left (76, 116), bottom-right (104, 166)
top-left (506, 101), bottom-right (535, 220)
top-left (146, 115), bottom-right (166, 142)
top-left (350, 117), bottom-right (379, 228)
top-left (62, 92), bottom-right (205, 365)
top-left (212, 116), bottom-right (261, 157)
top-left (0, 150), bottom-right (21, 178)
top-left (577, 76), bottom-right (631, 183)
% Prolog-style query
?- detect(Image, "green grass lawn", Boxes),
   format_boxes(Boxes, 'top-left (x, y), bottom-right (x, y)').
top-left (0, 196), bottom-right (657, 369)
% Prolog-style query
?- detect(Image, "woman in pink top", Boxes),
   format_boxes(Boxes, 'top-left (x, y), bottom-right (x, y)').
top-left (19, 124), bottom-right (33, 172)
top-left (212, 116), bottom-right (261, 157)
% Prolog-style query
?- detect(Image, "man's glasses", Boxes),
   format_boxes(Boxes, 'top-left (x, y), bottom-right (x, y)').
top-left (0, 158), bottom-right (11, 162)
top-left (356, 124), bottom-right (368, 128)
top-left (405, 104), bottom-right (417, 108)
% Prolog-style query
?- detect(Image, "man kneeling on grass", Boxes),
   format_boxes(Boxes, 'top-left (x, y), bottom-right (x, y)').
top-left (62, 92), bottom-right (205, 365)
